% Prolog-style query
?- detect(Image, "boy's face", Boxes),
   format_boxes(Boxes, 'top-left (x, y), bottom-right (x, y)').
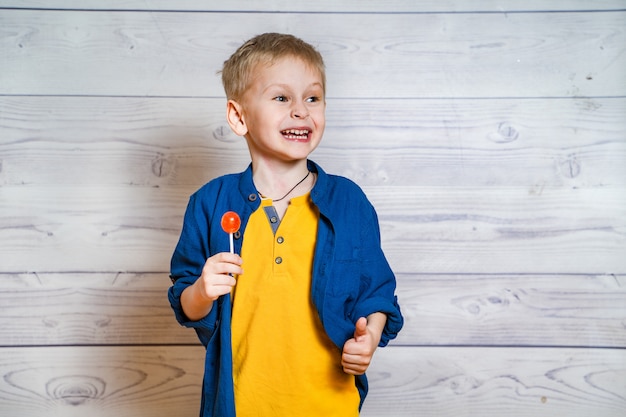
top-left (232, 56), bottom-right (326, 164)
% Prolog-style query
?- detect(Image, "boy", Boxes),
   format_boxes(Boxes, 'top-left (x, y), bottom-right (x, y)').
top-left (168, 33), bottom-right (403, 417)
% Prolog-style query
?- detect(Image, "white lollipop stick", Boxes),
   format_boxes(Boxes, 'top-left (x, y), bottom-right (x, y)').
top-left (221, 211), bottom-right (241, 255)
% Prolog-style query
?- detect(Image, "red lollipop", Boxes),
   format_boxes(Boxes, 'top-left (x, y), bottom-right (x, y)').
top-left (221, 211), bottom-right (240, 233)
top-left (221, 211), bottom-right (240, 253)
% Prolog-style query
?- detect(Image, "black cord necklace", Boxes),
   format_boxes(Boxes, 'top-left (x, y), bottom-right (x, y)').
top-left (263, 171), bottom-right (311, 202)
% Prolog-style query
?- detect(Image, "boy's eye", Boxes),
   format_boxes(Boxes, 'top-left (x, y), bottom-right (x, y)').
top-left (306, 96), bottom-right (320, 103)
top-left (274, 95), bottom-right (287, 102)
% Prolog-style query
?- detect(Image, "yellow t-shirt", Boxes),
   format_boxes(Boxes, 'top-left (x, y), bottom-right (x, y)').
top-left (231, 194), bottom-right (360, 416)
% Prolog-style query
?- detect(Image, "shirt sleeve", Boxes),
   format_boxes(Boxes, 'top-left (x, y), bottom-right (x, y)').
top-left (353, 203), bottom-right (403, 347)
top-left (168, 193), bottom-right (218, 345)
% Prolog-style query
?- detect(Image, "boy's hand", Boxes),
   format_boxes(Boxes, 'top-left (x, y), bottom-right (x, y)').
top-left (197, 252), bottom-right (243, 301)
top-left (180, 252), bottom-right (242, 321)
top-left (341, 314), bottom-right (386, 375)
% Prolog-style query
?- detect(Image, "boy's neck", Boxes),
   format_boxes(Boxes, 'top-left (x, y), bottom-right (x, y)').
top-left (252, 159), bottom-right (314, 209)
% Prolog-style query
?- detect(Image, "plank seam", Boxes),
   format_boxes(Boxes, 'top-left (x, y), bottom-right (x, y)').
top-left (1, 7), bottom-right (625, 14)
top-left (0, 272), bottom-right (624, 276)
top-left (1, 343), bottom-right (624, 349)
top-left (1, 94), bottom-right (625, 100)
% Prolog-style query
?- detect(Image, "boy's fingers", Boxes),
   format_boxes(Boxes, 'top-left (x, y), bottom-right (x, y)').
top-left (353, 317), bottom-right (368, 341)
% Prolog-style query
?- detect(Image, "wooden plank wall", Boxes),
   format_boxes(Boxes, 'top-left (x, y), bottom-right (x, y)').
top-left (1, 1), bottom-right (625, 416)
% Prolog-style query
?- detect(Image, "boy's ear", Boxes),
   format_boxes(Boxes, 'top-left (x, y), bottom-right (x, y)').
top-left (226, 99), bottom-right (248, 136)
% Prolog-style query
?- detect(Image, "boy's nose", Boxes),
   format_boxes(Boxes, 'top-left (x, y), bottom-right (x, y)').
top-left (291, 102), bottom-right (309, 118)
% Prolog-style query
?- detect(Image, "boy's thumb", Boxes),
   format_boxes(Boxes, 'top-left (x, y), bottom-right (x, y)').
top-left (354, 317), bottom-right (368, 341)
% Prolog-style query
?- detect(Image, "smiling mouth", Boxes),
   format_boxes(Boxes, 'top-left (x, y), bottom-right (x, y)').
top-left (281, 129), bottom-right (310, 140)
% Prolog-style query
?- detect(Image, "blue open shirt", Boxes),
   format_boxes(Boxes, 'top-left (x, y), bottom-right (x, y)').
top-left (169, 160), bottom-right (403, 417)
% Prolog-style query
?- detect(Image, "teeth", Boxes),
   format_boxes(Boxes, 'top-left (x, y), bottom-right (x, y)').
top-left (283, 129), bottom-right (309, 135)
top-left (282, 129), bottom-right (310, 139)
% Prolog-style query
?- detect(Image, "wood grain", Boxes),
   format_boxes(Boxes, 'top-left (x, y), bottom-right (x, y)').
top-left (393, 273), bottom-right (626, 347)
top-left (1, 10), bottom-right (624, 97)
top-left (362, 346), bottom-right (626, 417)
top-left (1, 3), bottom-right (625, 416)
top-left (0, 272), bottom-right (623, 348)
top-left (0, 185), bottom-right (186, 273)
top-left (0, 345), bottom-right (205, 417)
top-left (3, 0), bottom-right (625, 12)
top-left (1, 96), bottom-right (625, 188)
top-left (0, 345), bottom-right (623, 417)
top-left (1, 185), bottom-right (624, 274)
top-left (370, 186), bottom-right (626, 274)
top-left (0, 272), bottom-right (197, 346)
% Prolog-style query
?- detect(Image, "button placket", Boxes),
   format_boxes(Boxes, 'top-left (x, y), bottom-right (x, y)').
top-left (275, 235), bottom-right (285, 265)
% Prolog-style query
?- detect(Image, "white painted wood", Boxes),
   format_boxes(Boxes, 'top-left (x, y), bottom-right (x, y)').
top-left (1, 96), bottom-right (625, 188)
top-left (1, 185), bottom-right (624, 273)
top-left (0, 3), bottom-right (625, 416)
top-left (393, 273), bottom-right (626, 347)
top-left (0, 345), bottom-right (623, 417)
top-left (1, 0), bottom-right (624, 12)
top-left (370, 186), bottom-right (626, 274)
top-left (0, 345), bottom-right (205, 417)
top-left (0, 273), bottom-right (197, 346)
top-left (0, 273), bottom-right (624, 348)
top-left (0, 185), bottom-right (186, 273)
top-left (361, 346), bottom-right (626, 417)
top-left (1, 10), bottom-right (624, 97)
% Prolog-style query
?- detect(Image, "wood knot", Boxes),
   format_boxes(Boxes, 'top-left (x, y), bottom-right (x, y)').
top-left (557, 154), bottom-right (581, 178)
top-left (487, 122), bottom-right (519, 143)
top-left (95, 316), bottom-right (112, 328)
top-left (47, 375), bottom-right (105, 406)
top-left (151, 154), bottom-right (175, 178)
top-left (213, 125), bottom-right (237, 142)
top-left (42, 317), bottom-right (59, 328)
top-left (448, 375), bottom-right (481, 394)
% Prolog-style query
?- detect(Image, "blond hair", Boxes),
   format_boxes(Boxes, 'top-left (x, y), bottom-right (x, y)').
top-left (221, 33), bottom-right (326, 101)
